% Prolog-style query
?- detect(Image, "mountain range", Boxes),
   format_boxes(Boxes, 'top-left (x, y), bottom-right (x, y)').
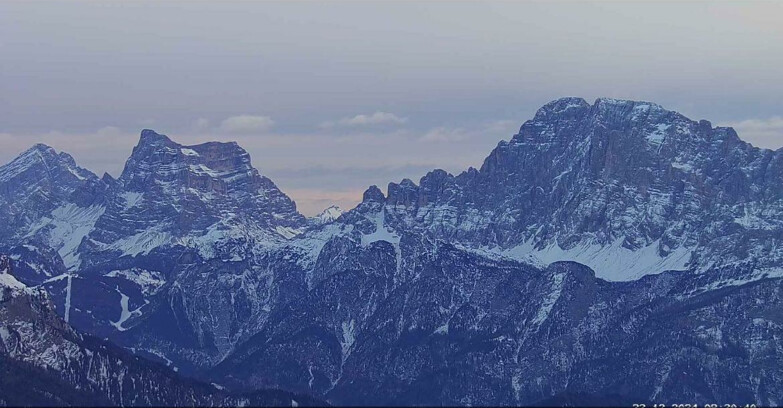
top-left (2, 97), bottom-right (782, 406)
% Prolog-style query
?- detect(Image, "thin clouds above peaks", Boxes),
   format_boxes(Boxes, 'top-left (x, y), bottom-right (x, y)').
top-left (320, 112), bottom-right (408, 128)
top-left (219, 115), bottom-right (275, 134)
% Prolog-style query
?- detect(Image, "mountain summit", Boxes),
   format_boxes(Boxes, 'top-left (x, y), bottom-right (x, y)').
top-left (310, 205), bottom-right (344, 225)
top-left (373, 97), bottom-right (782, 279)
top-left (3, 99), bottom-right (783, 406)
top-left (78, 129), bottom-right (305, 266)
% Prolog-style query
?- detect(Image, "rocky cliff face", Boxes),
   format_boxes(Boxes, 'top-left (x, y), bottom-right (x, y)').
top-left (80, 129), bottom-right (305, 267)
top-left (0, 130), bottom-right (311, 373)
top-left (0, 144), bottom-right (105, 272)
top-left (379, 97), bottom-right (783, 280)
top-left (212, 197), bottom-right (783, 406)
top-left (3, 99), bottom-right (783, 406)
top-left (0, 254), bottom-right (323, 407)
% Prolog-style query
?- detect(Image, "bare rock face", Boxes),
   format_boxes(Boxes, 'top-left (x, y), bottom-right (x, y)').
top-left (0, 144), bottom-right (101, 232)
top-left (0, 130), bottom-right (310, 372)
top-left (380, 97), bottom-right (783, 280)
top-left (80, 129), bottom-right (305, 267)
top-left (0, 144), bottom-right (105, 272)
top-left (3, 99), bottom-right (783, 406)
top-left (213, 237), bottom-right (783, 406)
top-left (0, 254), bottom-right (323, 407)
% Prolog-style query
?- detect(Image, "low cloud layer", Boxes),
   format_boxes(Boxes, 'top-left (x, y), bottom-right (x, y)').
top-left (419, 127), bottom-right (469, 143)
top-left (320, 112), bottom-right (407, 128)
top-left (219, 115), bottom-right (275, 134)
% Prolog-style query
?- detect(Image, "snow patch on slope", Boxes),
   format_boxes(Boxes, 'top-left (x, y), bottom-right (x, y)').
top-left (0, 265), bottom-right (31, 299)
top-left (687, 267), bottom-right (783, 295)
top-left (64, 274), bottom-right (73, 322)
top-left (67, 167), bottom-right (86, 181)
top-left (341, 319), bottom-right (356, 361)
top-left (503, 238), bottom-right (692, 281)
top-left (120, 191), bottom-right (144, 209)
top-left (532, 272), bottom-right (564, 326)
top-left (24, 204), bottom-right (105, 270)
top-left (361, 211), bottom-right (400, 246)
top-left (291, 222), bottom-right (355, 271)
top-left (646, 123), bottom-right (670, 145)
top-left (109, 287), bottom-right (147, 331)
top-left (276, 226), bottom-right (303, 239)
top-left (0, 273), bottom-right (27, 291)
top-left (106, 228), bottom-right (172, 257)
top-left (671, 161), bottom-right (694, 173)
top-left (105, 268), bottom-right (166, 295)
top-left (733, 206), bottom-right (778, 231)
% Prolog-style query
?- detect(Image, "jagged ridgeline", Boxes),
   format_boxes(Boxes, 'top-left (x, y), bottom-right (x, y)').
top-left (2, 98), bottom-right (783, 406)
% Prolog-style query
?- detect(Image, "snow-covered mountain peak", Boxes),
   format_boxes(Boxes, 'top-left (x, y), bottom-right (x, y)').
top-left (0, 143), bottom-right (94, 184)
top-left (0, 143), bottom-right (103, 256)
top-left (121, 129), bottom-right (262, 192)
top-left (311, 205), bottom-right (344, 225)
top-left (532, 96), bottom-right (590, 119)
top-left (26, 142), bottom-right (57, 155)
top-left (593, 96), bottom-right (663, 109)
top-left (74, 129), bottom-right (306, 268)
top-left (340, 97), bottom-right (783, 281)
top-left (5, 101), bottom-right (783, 406)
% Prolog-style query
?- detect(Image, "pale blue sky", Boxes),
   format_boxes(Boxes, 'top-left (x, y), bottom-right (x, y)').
top-left (1, 1), bottom-right (782, 214)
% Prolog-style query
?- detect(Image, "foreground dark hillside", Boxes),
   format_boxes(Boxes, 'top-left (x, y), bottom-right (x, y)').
top-left (0, 255), bottom-right (324, 407)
